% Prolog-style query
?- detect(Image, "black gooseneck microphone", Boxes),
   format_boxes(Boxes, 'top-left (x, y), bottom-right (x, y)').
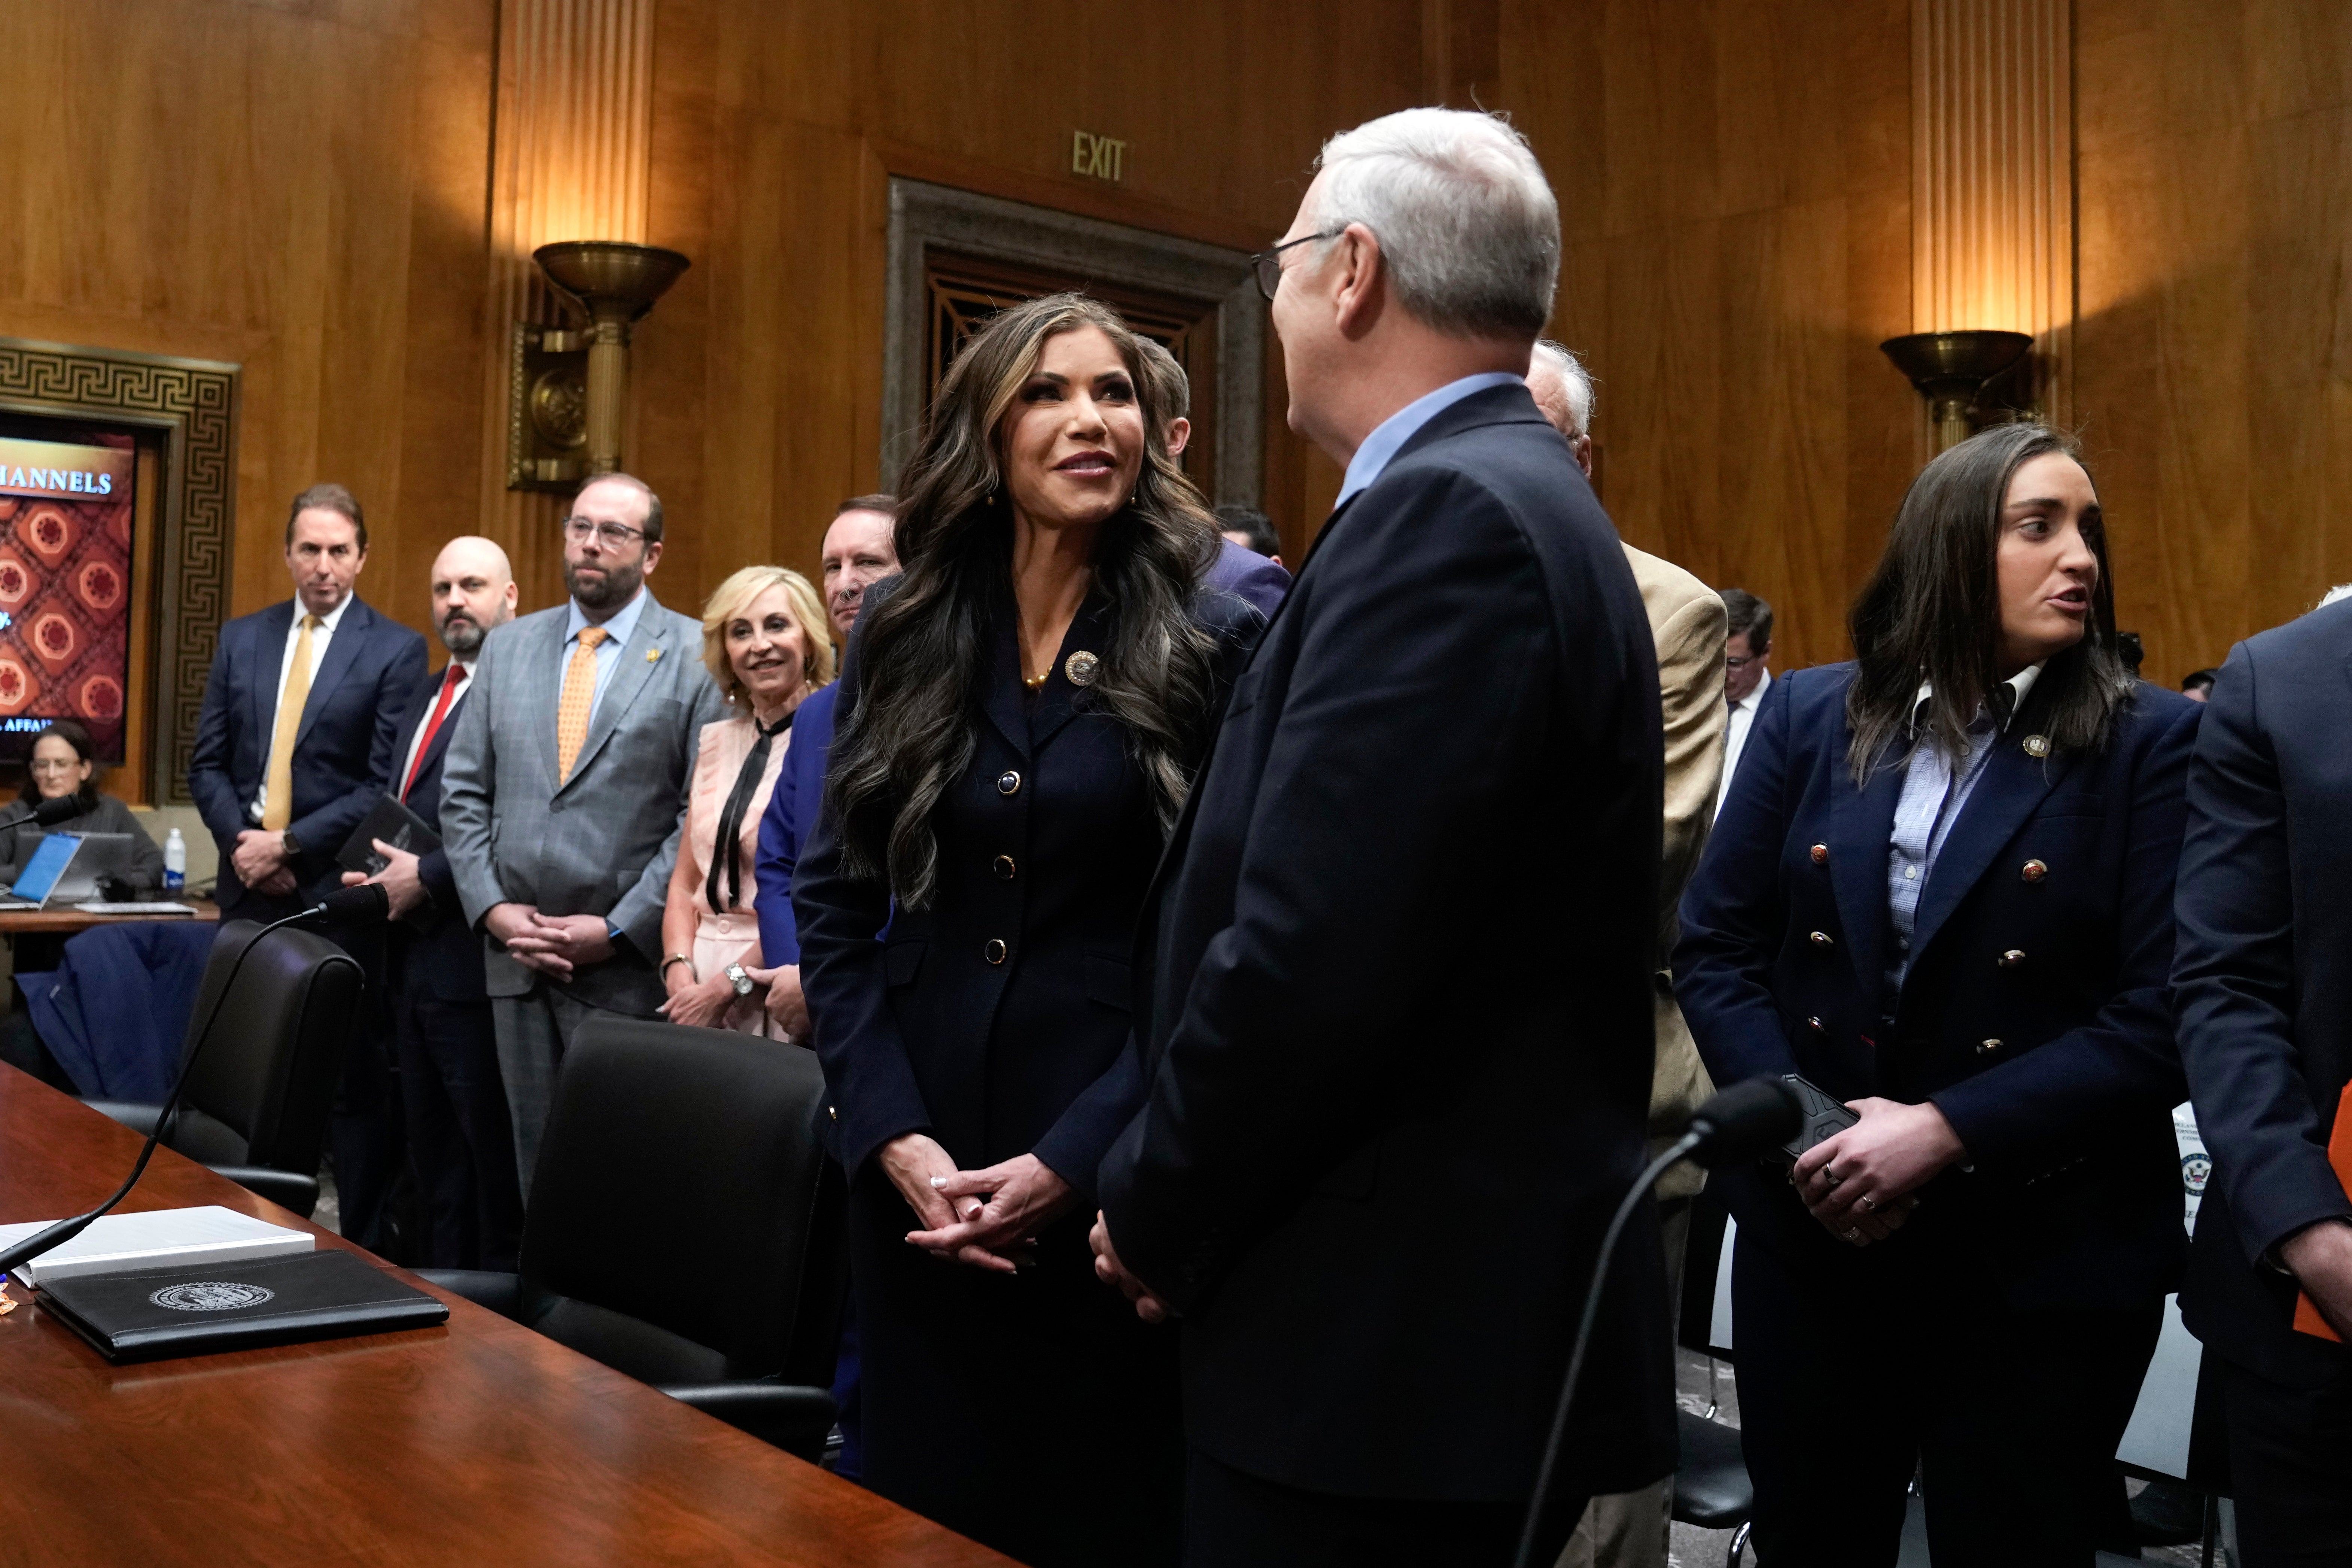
top-left (0, 882), bottom-right (390, 1280)
top-left (0, 793), bottom-right (98, 835)
top-left (1510, 1075), bottom-right (1802, 1568)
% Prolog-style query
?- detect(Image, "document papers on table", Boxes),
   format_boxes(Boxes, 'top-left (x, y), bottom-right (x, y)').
top-left (0, 1205), bottom-right (313, 1289)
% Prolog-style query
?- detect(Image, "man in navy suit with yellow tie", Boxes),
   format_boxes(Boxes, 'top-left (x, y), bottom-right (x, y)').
top-left (345, 537), bottom-right (523, 1270)
top-left (188, 482), bottom-right (427, 1250)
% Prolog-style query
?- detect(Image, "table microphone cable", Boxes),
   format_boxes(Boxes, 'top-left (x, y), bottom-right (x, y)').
top-left (0, 882), bottom-right (389, 1281)
top-left (1509, 1076), bottom-right (1801, 1568)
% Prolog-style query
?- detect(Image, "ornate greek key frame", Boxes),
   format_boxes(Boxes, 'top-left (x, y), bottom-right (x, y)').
top-left (0, 337), bottom-right (240, 804)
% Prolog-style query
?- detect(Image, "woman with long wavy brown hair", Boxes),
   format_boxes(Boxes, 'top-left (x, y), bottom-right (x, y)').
top-left (791, 293), bottom-right (1261, 1567)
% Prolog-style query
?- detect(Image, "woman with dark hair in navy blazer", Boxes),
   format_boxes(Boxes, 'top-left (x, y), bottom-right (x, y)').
top-left (1676, 423), bottom-right (2200, 1566)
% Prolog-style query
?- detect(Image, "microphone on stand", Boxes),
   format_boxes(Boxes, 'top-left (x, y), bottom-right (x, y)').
top-left (1511, 1076), bottom-right (1802, 1568)
top-left (0, 882), bottom-right (391, 1279)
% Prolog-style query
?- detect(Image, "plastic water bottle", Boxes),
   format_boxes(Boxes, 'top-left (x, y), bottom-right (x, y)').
top-left (163, 828), bottom-right (186, 893)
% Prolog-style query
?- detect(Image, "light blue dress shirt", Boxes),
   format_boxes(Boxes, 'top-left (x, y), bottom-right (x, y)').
top-left (1884, 663), bottom-right (2044, 995)
top-left (561, 586), bottom-right (648, 724)
top-left (1333, 371), bottom-right (1528, 509)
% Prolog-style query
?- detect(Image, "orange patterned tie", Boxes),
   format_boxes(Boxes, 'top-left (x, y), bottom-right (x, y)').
top-left (556, 626), bottom-right (609, 782)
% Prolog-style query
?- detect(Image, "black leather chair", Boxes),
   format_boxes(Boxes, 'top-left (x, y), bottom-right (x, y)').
top-left (1673, 1408), bottom-right (1755, 1566)
top-left (422, 1017), bottom-right (847, 1460)
top-left (86, 919), bottom-right (360, 1218)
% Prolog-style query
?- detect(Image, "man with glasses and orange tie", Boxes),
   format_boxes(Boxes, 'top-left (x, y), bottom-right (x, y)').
top-left (439, 475), bottom-right (726, 1193)
top-left (189, 482), bottom-right (427, 1248)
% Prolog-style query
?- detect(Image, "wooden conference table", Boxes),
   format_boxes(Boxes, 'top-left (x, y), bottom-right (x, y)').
top-left (0, 895), bottom-right (221, 937)
top-left (0, 1064), bottom-right (1015, 1568)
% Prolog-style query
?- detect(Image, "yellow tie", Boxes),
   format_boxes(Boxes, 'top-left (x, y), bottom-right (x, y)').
top-left (556, 626), bottom-right (611, 782)
top-left (262, 614), bottom-right (320, 831)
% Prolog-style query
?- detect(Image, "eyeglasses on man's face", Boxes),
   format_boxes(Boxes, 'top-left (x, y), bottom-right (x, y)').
top-left (561, 516), bottom-right (645, 548)
top-left (1724, 654), bottom-right (1756, 670)
top-left (1250, 231), bottom-right (1341, 302)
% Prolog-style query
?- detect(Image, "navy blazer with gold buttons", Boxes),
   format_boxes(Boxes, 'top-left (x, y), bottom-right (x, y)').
top-left (1676, 661), bottom-right (2201, 1309)
top-left (793, 577), bottom-right (1261, 1196)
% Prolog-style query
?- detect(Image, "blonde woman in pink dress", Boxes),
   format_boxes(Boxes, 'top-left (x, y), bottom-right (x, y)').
top-left (657, 565), bottom-right (834, 1036)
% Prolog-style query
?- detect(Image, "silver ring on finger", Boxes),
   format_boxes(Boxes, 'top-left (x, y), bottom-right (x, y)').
top-left (1843, 1227), bottom-right (1862, 1242)
top-left (1858, 1194), bottom-right (1878, 1212)
top-left (1823, 1166), bottom-right (1844, 1185)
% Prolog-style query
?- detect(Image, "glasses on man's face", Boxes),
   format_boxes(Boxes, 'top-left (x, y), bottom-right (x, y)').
top-left (1724, 654), bottom-right (1755, 670)
top-left (1250, 231), bottom-right (1341, 302)
top-left (30, 758), bottom-right (77, 774)
top-left (562, 516), bottom-right (643, 548)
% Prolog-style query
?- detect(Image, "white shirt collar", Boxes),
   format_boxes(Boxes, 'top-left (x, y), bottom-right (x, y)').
top-left (298, 592), bottom-right (355, 632)
top-left (1911, 661), bottom-right (2044, 735)
top-left (1334, 372), bottom-right (1528, 508)
top-left (1732, 664), bottom-right (1773, 713)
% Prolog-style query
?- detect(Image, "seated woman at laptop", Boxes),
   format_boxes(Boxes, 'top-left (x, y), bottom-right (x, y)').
top-left (0, 720), bottom-right (164, 896)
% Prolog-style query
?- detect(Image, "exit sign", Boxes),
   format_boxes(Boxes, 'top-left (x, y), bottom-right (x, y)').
top-left (1072, 130), bottom-right (1128, 183)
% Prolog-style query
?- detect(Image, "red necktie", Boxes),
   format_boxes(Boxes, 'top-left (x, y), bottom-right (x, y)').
top-left (401, 664), bottom-right (467, 801)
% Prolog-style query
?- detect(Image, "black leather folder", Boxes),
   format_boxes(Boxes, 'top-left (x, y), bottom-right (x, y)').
top-left (337, 792), bottom-right (442, 877)
top-left (37, 1249), bottom-right (448, 1363)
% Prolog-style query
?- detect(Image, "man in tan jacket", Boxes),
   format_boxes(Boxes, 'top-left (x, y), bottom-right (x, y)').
top-left (1528, 342), bottom-right (1728, 1568)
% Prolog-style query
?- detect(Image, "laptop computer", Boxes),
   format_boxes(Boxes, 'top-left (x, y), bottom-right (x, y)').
top-left (17, 829), bottom-right (137, 902)
top-left (0, 832), bottom-right (84, 910)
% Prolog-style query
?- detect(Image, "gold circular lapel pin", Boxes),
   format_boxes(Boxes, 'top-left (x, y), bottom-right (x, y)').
top-left (2023, 734), bottom-right (2050, 758)
top-left (1064, 650), bottom-right (1100, 687)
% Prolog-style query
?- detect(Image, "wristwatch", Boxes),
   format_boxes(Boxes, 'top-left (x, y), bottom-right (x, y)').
top-left (279, 830), bottom-right (304, 858)
top-left (724, 962), bottom-right (755, 998)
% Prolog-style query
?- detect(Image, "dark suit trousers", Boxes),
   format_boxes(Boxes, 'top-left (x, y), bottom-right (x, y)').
top-left (392, 983), bottom-right (521, 1272)
top-left (2218, 1350), bottom-right (2352, 1566)
top-left (1733, 1233), bottom-right (2160, 1567)
top-left (1182, 1449), bottom-right (1584, 1568)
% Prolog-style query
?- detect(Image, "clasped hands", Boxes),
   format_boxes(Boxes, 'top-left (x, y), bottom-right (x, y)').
top-left (484, 901), bottom-right (613, 980)
top-left (1790, 1096), bottom-right (1966, 1248)
top-left (880, 1133), bottom-right (1079, 1275)
top-left (231, 829), bottom-right (298, 898)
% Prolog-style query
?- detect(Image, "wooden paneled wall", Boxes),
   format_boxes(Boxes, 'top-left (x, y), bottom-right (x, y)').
top-left (5, 0), bottom-right (2348, 695)
top-left (1499, 0), bottom-right (1920, 674)
top-left (2075, 0), bottom-right (2352, 686)
top-left (0, 0), bottom-right (494, 650)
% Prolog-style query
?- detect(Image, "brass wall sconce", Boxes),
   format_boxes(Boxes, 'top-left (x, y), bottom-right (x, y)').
top-left (507, 241), bottom-right (691, 492)
top-left (1880, 331), bottom-right (2033, 452)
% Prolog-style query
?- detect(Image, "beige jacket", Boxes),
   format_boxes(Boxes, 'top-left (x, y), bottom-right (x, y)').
top-left (1624, 545), bottom-right (1729, 1201)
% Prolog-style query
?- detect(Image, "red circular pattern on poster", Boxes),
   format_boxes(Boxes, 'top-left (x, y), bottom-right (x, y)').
top-left (77, 560), bottom-right (122, 612)
top-left (0, 557), bottom-right (28, 607)
top-left (23, 505), bottom-right (74, 567)
top-left (31, 610), bottom-right (79, 668)
top-left (0, 658), bottom-right (30, 712)
top-left (79, 674), bottom-right (122, 719)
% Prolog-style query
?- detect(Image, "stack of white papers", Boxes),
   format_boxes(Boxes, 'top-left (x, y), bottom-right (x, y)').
top-left (0, 1206), bottom-right (313, 1289)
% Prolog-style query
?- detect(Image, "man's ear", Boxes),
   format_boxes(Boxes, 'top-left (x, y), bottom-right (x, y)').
top-left (1330, 224), bottom-right (1388, 340)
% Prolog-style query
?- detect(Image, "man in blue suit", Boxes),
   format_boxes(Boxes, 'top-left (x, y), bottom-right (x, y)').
top-left (2174, 596), bottom-right (2352, 1562)
top-left (344, 536), bottom-right (523, 1270)
top-left (752, 495), bottom-right (900, 1035)
top-left (751, 494), bottom-right (899, 1484)
top-left (188, 482), bottom-right (427, 1251)
top-left (189, 484), bottom-right (428, 919)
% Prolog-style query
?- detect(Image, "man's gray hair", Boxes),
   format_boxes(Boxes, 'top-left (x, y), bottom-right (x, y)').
top-left (1531, 340), bottom-right (1595, 437)
top-left (1311, 108), bottom-right (1560, 341)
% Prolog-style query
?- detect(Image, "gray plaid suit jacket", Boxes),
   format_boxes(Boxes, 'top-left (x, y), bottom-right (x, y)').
top-left (439, 590), bottom-right (728, 1013)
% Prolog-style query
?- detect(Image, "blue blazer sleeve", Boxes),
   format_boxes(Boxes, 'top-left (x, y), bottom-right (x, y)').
top-left (1929, 697), bottom-right (2198, 1169)
top-left (791, 646), bottom-right (935, 1179)
top-left (755, 684), bottom-right (833, 967)
top-left (1674, 670), bottom-right (1805, 1085)
top-left (187, 623), bottom-right (249, 854)
top-left (2174, 650), bottom-right (2352, 1261)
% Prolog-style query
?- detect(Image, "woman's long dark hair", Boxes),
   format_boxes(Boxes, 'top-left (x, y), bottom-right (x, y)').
top-left (827, 293), bottom-right (1222, 908)
top-left (1845, 423), bottom-right (2134, 782)
top-left (16, 719), bottom-right (102, 812)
